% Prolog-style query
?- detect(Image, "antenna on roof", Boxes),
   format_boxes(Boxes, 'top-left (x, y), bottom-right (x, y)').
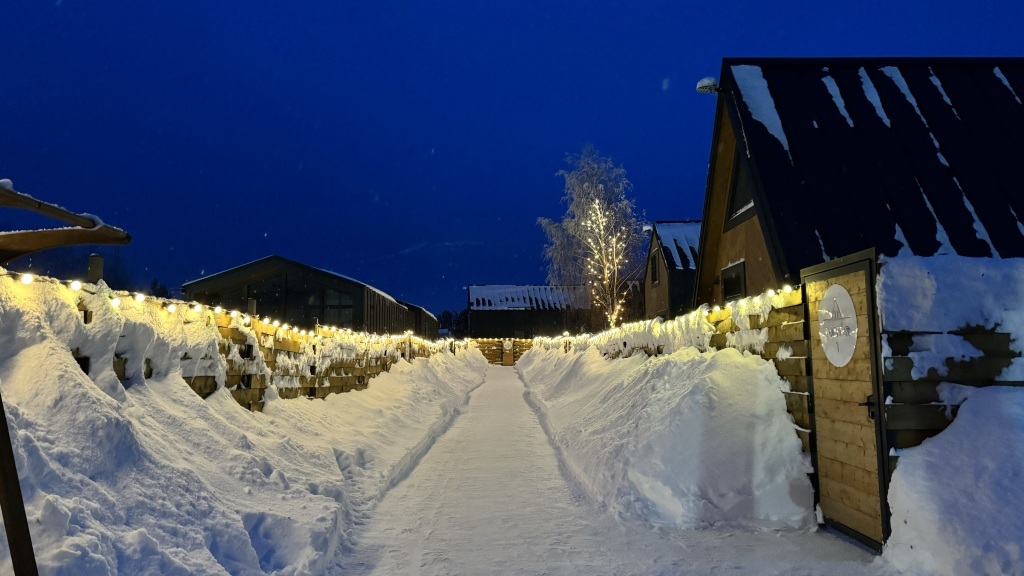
top-left (696, 77), bottom-right (720, 94)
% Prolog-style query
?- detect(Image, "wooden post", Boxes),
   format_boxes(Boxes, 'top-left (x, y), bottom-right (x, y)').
top-left (0, 386), bottom-right (40, 575)
top-left (86, 253), bottom-right (103, 284)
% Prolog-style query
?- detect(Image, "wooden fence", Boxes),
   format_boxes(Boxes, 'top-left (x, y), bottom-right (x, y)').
top-left (472, 338), bottom-right (534, 365)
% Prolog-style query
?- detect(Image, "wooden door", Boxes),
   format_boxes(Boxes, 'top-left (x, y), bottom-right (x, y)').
top-left (802, 251), bottom-right (889, 549)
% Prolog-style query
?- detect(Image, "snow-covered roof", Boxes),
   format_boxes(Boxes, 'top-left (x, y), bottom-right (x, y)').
top-left (184, 255), bottom-right (402, 306)
top-left (719, 57), bottom-right (1024, 277)
top-left (467, 285), bottom-right (590, 311)
top-left (652, 221), bottom-right (701, 270)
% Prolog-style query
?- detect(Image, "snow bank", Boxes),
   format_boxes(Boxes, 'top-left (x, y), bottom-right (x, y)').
top-left (883, 385), bottom-right (1024, 575)
top-left (0, 271), bottom-right (487, 575)
top-left (517, 345), bottom-right (814, 530)
top-left (877, 255), bottom-right (1024, 379)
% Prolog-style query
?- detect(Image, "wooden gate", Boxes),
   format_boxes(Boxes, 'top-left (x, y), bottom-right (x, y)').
top-left (801, 250), bottom-right (890, 549)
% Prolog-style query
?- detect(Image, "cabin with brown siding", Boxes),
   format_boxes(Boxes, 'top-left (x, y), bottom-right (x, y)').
top-left (182, 255), bottom-right (432, 336)
top-left (694, 57), bottom-right (1024, 550)
top-left (644, 221), bottom-right (700, 320)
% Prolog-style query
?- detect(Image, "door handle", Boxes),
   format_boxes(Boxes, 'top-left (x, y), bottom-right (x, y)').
top-left (858, 395), bottom-right (877, 421)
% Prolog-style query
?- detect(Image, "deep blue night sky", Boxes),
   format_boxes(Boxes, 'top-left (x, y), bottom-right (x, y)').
top-left (2, 1), bottom-right (1020, 315)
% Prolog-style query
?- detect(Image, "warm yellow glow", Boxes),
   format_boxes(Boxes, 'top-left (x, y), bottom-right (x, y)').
top-left (242, 315), bottom-right (251, 325)
top-left (229, 310), bottom-right (238, 318)
top-left (767, 289), bottom-right (776, 297)
top-left (111, 297), bottom-right (121, 308)
top-left (193, 304), bottom-right (202, 312)
top-left (166, 303), bottom-right (177, 313)
top-left (712, 305), bottom-right (721, 312)
top-left (272, 320), bottom-right (280, 327)
top-left (135, 293), bottom-right (146, 302)
top-left (783, 284), bottom-right (793, 294)
top-left (214, 306), bottom-right (223, 314)
top-left (70, 280), bottom-right (82, 291)
top-left (20, 273), bottom-right (33, 285)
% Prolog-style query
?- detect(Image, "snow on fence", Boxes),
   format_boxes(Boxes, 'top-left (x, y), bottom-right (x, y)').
top-left (533, 284), bottom-right (813, 450)
top-left (3, 269), bottom-right (454, 412)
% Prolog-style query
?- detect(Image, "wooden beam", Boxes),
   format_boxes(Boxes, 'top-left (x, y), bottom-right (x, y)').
top-left (0, 386), bottom-right (40, 575)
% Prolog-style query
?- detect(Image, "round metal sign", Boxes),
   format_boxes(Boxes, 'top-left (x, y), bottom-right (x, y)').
top-left (503, 340), bottom-right (513, 351)
top-left (818, 284), bottom-right (858, 367)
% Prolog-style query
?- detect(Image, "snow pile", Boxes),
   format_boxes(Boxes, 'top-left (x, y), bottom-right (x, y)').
top-left (877, 255), bottom-right (1024, 378)
top-left (516, 345), bottom-right (814, 530)
top-left (876, 255), bottom-right (1024, 574)
top-left (883, 385), bottom-right (1024, 576)
top-left (0, 270), bottom-right (487, 575)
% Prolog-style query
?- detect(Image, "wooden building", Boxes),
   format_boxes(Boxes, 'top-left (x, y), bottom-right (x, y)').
top-left (694, 57), bottom-right (1024, 549)
top-left (401, 301), bottom-right (440, 338)
top-left (466, 285), bottom-right (590, 338)
top-left (695, 57), bottom-right (1024, 306)
top-left (182, 255), bottom-right (433, 336)
top-left (644, 221), bottom-right (700, 320)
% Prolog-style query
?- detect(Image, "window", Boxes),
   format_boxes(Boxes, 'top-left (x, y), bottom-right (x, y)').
top-left (721, 261), bottom-right (746, 301)
top-left (725, 151), bottom-right (757, 229)
top-left (324, 289), bottom-right (354, 328)
top-left (649, 254), bottom-right (660, 285)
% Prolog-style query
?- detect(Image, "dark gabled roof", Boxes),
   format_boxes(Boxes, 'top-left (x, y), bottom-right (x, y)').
top-left (183, 254), bottom-right (401, 304)
top-left (467, 285), bottom-right (590, 311)
top-left (718, 57), bottom-right (1024, 278)
top-left (651, 221), bottom-right (701, 271)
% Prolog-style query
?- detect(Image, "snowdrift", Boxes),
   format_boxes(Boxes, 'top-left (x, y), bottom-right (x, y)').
top-left (0, 272), bottom-right (487, 575)
top-left (517, 345), bottom-right (815, 530)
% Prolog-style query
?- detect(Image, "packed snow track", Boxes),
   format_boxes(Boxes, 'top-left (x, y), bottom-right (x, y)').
top-left (336, 366), bottom-right (879, 575)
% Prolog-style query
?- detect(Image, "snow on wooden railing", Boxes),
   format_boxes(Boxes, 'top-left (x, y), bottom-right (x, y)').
top-left (1, 268), bottom-right (459, 412)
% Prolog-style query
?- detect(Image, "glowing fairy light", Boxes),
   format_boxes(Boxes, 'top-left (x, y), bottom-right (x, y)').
top-left (20, 273), bottom-right (33, 285)
top-left (134, 293), bottom-right (146, 302)
top-left (69, 280), bottom-right (82, 291)
top-left (111, 297), bottom-right (121, 308)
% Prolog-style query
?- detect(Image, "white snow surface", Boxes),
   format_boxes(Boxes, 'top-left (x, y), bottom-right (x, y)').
top-left (822, 72), bottom-right (855, 127)
top-left (517, 345), bottom-right (814, 530)
top-left (0, 272), bottom-right (488, 575)
top-left (732, 64), bottom-right (793, 162)
top-left (877, 255), bottom-right (1024, 380)
top-left (885, 385), bottom-right (1024, 576)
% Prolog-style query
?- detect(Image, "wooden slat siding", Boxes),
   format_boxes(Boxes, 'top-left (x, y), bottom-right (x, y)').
top-left (885, 405), bottom-right (954, 431)
top-left (817, 436), bottom-right (878, 474)
top-left (883, 355), bottom-right (1015, 382)
top-left (225, 374), bottom-right (267, 389)
top-left (820, 476), bottom-right (882, 520)
top-left (773, 358), bottom-right (807, 377)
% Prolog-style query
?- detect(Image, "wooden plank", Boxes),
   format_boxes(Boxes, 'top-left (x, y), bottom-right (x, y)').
top-left (816, 397), bottom-right (874, 427)
top-left (820, 476), bottom-right (881, 522)
top-left (821, 497), bottom-right (884, 543)
top-left (813, 378), bottom-right (873, 403)
top-left (762, 339), bottom-right (809, 359)
top-left (773, 357), bottom-right (807, 377)
top-left (708, 333), bottom-right (728, 349)
top-left (812, 357), bottom-right (875, 381)
top-left (818, 455), bottom-right (879, 497)
top-left (887, 381), bottom-right (941, 404)
top-left (816, 417), bottom-right (875, 449)
top-left (816, 435), bottom-right (878, 473)
top-left (885, 404), bottom-right (953, 431)
top-left (888, 428), bottom-right (946, 449)
top-left (768, 322), bottom-right (805, 343)
top-left (796, 428), bottom-right (811, 453)
top-left (230, 388), bottom-right (262, 405)
top-left (782, 375), bottom-right (810, 394)
top-left (751, 304), bottom-right (804, 329)
top-left (805, 271), bottom-right (869, 300)
top-left (185, 375), bottom-right (218, 398)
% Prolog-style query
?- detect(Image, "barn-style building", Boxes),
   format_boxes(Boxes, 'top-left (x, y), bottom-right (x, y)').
top-left (182, 255), bottom-right (436, 337)
top-left (643, 220), bottom-right (700, 320)
top-left (695, 57), bottom-right (1024, 549)
top-left (466, 285), bottom-right (591, 338)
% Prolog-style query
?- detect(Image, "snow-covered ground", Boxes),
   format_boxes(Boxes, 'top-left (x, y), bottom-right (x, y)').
top-left (3, 257), bottom-right (1024, 575)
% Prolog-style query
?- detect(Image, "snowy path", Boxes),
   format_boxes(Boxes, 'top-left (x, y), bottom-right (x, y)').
top-left (337, 366), bottom-right (884, 575)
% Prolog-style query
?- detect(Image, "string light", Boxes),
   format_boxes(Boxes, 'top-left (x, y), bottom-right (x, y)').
top-left (229, 310), bottom-right (237, 318)
top-left (70, 280), bottom-right (82, 291)
top-left (20, 273), bottom-right (33, 285)
top-left (111, 297), bottom-right (121, 308)
top-left (166, 303), bottom-right (177, 313)
top-left (214, 306), bottom-right (223, 314)
top-left (783, 284), bottom-right (793, 294)
top-left (193, 304), bottom-right (202, 313)
top-left (134, 293), bottom-right (146, 303)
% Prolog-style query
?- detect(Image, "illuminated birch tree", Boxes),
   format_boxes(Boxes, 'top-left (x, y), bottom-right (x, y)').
top-left (539, 146), bottom-right (645, 328)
